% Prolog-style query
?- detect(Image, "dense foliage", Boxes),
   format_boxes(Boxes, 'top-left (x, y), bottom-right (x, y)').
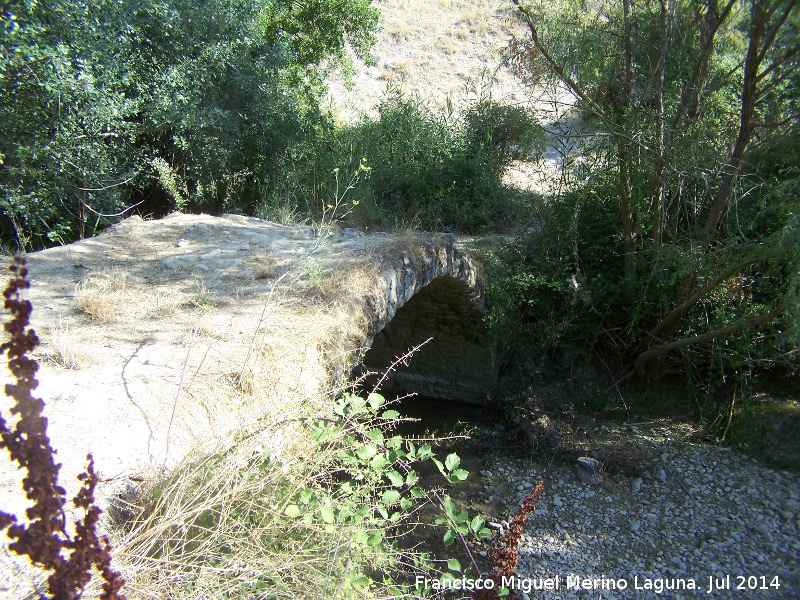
top-left (0, 0), bottom-right (378, 250)
top-left (494, 0), bottom-right (799, 398)
top-left (270, 92), bottom-right (544, 232)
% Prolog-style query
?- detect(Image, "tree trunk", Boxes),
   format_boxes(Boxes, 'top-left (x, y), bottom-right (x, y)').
top-left (620, 0), bottom-right (637, 296)
top-left (688, 0), bottom-right (720, 120)
top-left (635, 304), bottom-right (786, 376)
top-left (704, 0), bottom-right (771, 235)
top-left (650, 0), bottom-right (669, 247)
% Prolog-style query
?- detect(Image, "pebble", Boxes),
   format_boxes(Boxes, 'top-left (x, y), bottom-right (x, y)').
top-left (479, 470), bottom-right (493, 478)
top-left (479, 434), bottom-right (800, 599)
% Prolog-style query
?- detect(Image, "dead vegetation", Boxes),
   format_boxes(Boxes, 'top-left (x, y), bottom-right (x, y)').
top-left (74, 268), bottom-right (186, 322)
top-left (244, 252), bottom-right (278, 280)
top-left (44, 319), bottom-right (100, 370)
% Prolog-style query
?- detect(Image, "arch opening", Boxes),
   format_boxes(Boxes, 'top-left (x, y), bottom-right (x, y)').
top-left (358, 275), bottom-right (497, 404)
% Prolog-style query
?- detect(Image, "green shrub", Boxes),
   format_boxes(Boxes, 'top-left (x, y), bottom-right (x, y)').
top-left (261, 92), bottom-right (543, 233)
top-left (0, 0), bottom-right (378, 250)
top-left (118, 391), bottom-right (491, 598)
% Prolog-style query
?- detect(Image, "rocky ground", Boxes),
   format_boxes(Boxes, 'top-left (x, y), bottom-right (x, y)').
top-left (452, 423), bottom-right (800, 600)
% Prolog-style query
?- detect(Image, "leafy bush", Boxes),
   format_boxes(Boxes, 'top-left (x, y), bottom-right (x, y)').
top-left (118, 390), bottom-right (493, 598)
top-left (501, 0), bottom-right (800, 395)
top-left (0, 0), bottom-right (378, 250)
top-left (265, 92), bottom-right (544, 233)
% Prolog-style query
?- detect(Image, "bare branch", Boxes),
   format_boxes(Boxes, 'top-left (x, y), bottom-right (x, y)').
top-left (635, 304), bottom-right (786, 376)
top-left (649, 257), bottom-right (759, 340)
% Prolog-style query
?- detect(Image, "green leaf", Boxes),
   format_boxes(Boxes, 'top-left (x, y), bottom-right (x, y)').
top-left (319, 506), bottom-right (335, 524)
top-left (356, 443), bottom-right (378, 460)
top-left (449, 469), bottom-right (469, 482)
top-left (478, 527), bottom-right (492, 539)
top-left (371, 454), bottom-right (388, 470)
top-left (381, 409), bottom-right (400, 419)
top-left (284, 504), bottom-right (301, 518)
top-left (382, 489), bottom-right (401, 505)
top-left (386, 470), bottom-right (404, 487)
top-left (367, 392), bottom-right (385, 409)
top-left (406, 440), bottom-right (417, 460)
top-left (445, 453), bottom-right (460, 472)
top-left (471, 515), bottom-right (485, 533)
top-left (367, 532), bottom-right (383, 546)
top-left (443, 529), bottom-right (456, 545)
top-left (386, 435), bottom-right (403, 449)
top-left (310, 427), bottom-right (329, 443)
top-left (405, 470), bottom-right (419, 486)
top-left (455, 510), bottom-right (469, 524)
top-left (444, 496), bottom-right (457, 519)
top-left (447, 558), bottom-right (462, 572)
top-left (353, 529), bottom-right (369, 544)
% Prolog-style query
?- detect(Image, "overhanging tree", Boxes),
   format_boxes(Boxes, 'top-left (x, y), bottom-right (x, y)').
top-left (0, 0), bottom-right (379, 250)
top-left (509, 0), bottom-right (799, 376)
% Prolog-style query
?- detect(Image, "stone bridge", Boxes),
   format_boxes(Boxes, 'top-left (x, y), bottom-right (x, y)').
top-left (0, 213), bottom-right (495, 530)
top-left (358, 230), bottom-right (495, 404)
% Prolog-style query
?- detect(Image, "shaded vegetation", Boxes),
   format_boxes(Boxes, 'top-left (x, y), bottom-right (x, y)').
top-left (268, 92), bottom-right (543, 232)
top-left (484, 0), bottom-right (800, 414)
top-left (1, 0), bottom-right (378, 249)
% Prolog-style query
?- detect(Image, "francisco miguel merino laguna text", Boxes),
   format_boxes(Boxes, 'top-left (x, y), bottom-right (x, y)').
top-left (414, 574), bottom-right (782, 594)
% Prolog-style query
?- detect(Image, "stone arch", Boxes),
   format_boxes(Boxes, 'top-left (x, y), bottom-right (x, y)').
top-left (357, 234), bottom-right (496, 403)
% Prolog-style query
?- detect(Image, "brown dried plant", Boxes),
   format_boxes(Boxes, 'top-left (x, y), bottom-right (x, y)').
top-left (472, 481), bottom-right (545, 600)
top-left (0, 256), bottom-right (126, 600)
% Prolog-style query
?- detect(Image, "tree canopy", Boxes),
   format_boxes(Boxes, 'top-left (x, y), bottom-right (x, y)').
top-left (0, 0), bottom-right (379, 250)
top-left (503, 0), bottom-right (799, 379)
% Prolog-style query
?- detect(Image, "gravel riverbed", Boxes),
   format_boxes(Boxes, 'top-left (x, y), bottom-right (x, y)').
top-left (463, 426), bottom-right (800, 599)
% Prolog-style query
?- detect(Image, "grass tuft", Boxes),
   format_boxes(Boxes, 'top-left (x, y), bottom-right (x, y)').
top-left (44, 319), bottom-right (99, 370)
top-left (74, 269), bottom-right (128, 321)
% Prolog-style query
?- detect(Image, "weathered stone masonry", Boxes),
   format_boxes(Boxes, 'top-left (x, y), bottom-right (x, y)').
top-left (359, 234), bottom-right (497, 404)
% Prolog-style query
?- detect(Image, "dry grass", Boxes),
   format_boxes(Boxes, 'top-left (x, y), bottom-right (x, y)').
top-left (106, 396), bottom-right (421, 600)
top-left (245, 252), bottom-right (278, 280)
top-left (43, 320), bottom-right (99, 370)
top-left (74, 269), bottom-right (128, 321)
top-left (143, 289), bottom-right (185, 317)
top-left (74, 269), bottom-right (186, 322)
